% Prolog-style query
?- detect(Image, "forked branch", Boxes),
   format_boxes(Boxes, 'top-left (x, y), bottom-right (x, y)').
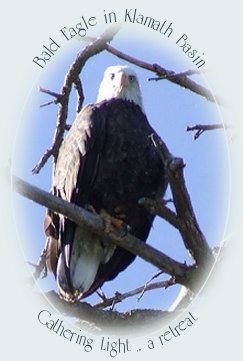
top-left (143, 133), bottom-right (214, 269)
top-left (12, 174), bottom-right (203, 291)
top-left (186, 123), bottom-right (229, 140)
top-left (32, 26), bottom-right (120, 174)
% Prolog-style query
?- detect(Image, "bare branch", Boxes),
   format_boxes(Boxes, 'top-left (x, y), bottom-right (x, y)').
top-left (30, 247), bottom-right (48, 280)
top-left (32, 149), bottom-right (53, 174)
top-left (40, 100), bottom-right (57, 108)
top-left (39, 87), bottom-right (63, 101)
top-left (139, 197), bottom-right (181, 230)
top-left (103, 45), bottom-right (221, 104)
top-left (148, 69), bottom-right (200, 81)
top-left (150, 133), bottom-right (214, 269)
top-left (12, 174), bottom-right (202, 290)
top-left (94, 278), bottom-right (175, 309)
top-left (39, 87), bottom-right (64, 108)
top-left (32, 26), bottom-right (120, 174)
top-left (74, 77), bottom-right (84, 113)
top-left (186, 123), bottom-right (230, 140)
top-left (82, 35), bottom-right (221, 104)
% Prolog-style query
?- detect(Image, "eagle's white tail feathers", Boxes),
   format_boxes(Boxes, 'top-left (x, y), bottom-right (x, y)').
top-left (70, 225), bottom-right (115, 292)
top-left (57, 224), bottom-right (115, 298)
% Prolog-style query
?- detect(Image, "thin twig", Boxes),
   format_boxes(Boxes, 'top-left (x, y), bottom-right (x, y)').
top-left (94, 278), bottom-right (175, 309)
top-left (39, 87), bottom-right (63, 101)
top-left (39, 87), bottom-right (64, 108)
top-left (40, 100), bottom-right (57, 108)
top-left (148, 69), bottom-right (200, 81)
top-left (186, 123), bottom-right (229, 140)
top-left (29, 248), bottom-right (48, 280)
top-left (137, 271), bottom-right (166, 302)
top-left (32, 149), bottom-right (53, 175)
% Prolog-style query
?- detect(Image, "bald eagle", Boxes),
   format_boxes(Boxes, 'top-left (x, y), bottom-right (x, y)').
top-left (44, 65), bottom-right (167, 302)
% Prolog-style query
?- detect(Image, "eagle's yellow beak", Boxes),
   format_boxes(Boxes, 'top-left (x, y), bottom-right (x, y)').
top-left (118, 72), bottom-right (127, 93)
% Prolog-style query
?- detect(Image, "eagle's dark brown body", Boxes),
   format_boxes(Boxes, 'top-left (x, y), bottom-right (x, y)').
top-left (45, 98), bottom-right (167, 301)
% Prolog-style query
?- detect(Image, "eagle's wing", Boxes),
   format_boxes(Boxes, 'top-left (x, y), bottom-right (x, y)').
top-left (44, 104), bottom-right (106, 275)
top-left (55, 104), bottom-right (106, 204)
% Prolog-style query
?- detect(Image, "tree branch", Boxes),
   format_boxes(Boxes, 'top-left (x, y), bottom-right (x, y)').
top-left (149, 133), bottom-right (214, 269)
top-left (30, 247), bottom-right (48, 280)
top-left (148, 69), bottom-right (200, 80)
top-left (186, 123), bottom-right (230, 140)
top-left (12, 174), bottom-right (203, 290)
top-left (94, 278), bottom-right (175, 309)
top-left (39, 87), bottom-right (63, 107)
top-left (139, 197), bottom-right (181, 230)
top-left (32, 26), bottom-right (120, 174)
top-left (99, 43), bottom-right (221, 104)
top-left (82, 35), bottom-right (222, 104)
top-left (73, 77), bottom-right (85, 113)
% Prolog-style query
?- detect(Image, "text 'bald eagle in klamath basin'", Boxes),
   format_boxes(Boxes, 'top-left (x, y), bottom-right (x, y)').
top-left (44, 65), bottom-right (168, 302)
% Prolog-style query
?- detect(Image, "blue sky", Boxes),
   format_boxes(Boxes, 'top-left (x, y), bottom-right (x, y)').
top-left (13, 27), bottom-right (230, 312)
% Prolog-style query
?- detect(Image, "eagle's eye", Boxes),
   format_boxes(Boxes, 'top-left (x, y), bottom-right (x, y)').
top-left (129, 75), bottom-right (136, 82)
top-left (110, 73), bottom-right (115, 80)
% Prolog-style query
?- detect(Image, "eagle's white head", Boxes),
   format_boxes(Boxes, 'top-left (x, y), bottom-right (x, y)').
top-left (97, 65), bottom-right (144, 109)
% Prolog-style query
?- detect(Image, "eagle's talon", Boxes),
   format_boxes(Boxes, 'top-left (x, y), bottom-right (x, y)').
top-left (100, 209), bottom-right (126, 234)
